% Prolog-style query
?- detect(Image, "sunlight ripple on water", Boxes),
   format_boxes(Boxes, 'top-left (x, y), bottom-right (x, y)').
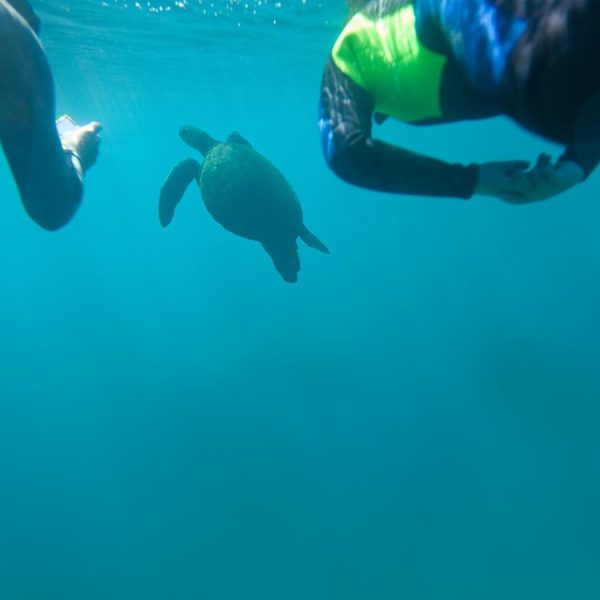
top-left (36, 0), bottom-right (344, 75)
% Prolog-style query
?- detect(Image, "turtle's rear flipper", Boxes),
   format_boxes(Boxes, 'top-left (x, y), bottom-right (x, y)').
top-left (299, 225), bottom-right (330, 254)
top-left (179, 126), bottom-right (218, 156)
top-left (262, 239), bottom-right (300, 283)
top-left (159, 158), bottom-right (201, 227)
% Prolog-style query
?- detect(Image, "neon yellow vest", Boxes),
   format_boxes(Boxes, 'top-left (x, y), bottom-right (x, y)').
top-left (332, 4), bottom-right (446, 123)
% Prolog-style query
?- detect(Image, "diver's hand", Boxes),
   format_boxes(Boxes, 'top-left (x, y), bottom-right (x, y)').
top-left (475, 159), bottom-right (530, 200)
top-left (59, 121), bottom-right (102, 174)
top-left (475, 155), bottom-right (584, 203)
top-left (503, 154), bottom-right (585, 203)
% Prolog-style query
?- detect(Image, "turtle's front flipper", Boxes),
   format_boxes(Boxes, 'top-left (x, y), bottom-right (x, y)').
top-left (159, 158), bottom-right (201, 227)
top-left (299, 225), bottom-right (330, 254)
top-left (261, 239), bottom-right (301, 283)
top-left (179, 126), bottom-right (218, 157)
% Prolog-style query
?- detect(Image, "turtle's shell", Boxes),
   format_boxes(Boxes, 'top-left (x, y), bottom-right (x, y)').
top-left (199, 142), bottom-right (303, 242)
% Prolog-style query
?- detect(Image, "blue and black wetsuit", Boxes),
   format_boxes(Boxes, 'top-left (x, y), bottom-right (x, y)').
top-left (0, 0), bottom-right (83, 230)
top-left (319, 0), bottom-right (600, 198)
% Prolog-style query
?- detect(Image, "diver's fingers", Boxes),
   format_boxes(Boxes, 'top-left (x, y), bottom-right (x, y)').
top-left (554, 160), bottom-right (585, 185)
top-left (500, 191), bottom-right (527, 204)
top-left (527, 165), bottom-right (555, 190)
top-left (510, 162), bottom-right (578, 202)
top-left (82, 121), bottom-right (102, 134)
top-left (535, 153), bottom-right (552, 168)
top-left (507, 171), bottom-right (545, 201)
top-left (502, 160), bottom-right (530, 175)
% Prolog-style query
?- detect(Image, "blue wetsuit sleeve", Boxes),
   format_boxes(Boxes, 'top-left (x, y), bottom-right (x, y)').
top-left (318, 59), bottom-right (479, 199)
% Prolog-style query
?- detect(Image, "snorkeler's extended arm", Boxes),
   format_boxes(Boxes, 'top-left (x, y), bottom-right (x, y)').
top-left (319, 59), bottom-right (479, 199)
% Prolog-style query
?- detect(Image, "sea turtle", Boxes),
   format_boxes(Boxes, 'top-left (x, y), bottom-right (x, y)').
top-left (159, 126), bottom-right (329, 282)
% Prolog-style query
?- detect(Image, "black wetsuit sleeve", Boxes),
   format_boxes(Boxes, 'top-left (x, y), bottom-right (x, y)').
top-left (318, 58), bottom-right (479, 198)
top-left (560, 92), bottom-right (600, 178)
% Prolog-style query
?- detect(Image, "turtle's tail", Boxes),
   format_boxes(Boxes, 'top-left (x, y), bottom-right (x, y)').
top-left (179, 126), bottom-right (218, 156)
top-left (299, 225), bottom-right (330, 254)
top-left (159, 158), bottom-right (201, 227)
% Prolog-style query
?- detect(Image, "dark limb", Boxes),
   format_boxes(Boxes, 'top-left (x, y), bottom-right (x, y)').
top-left (0, 0), bottom-right (83, 230)
top-left (319, 59), bottom-right (478, 199)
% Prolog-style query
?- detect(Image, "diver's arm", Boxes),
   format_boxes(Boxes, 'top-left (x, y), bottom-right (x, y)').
top-left (0, 1), bottom-right (84, 230)
top-left (319, 59), bottom-right (479, 199)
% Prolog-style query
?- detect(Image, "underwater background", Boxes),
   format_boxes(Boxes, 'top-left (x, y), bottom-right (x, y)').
top-left (1, 1), bottom-right (600, 598)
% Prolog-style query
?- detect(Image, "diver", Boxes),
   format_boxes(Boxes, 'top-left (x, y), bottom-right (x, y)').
top-left (320, 0), bottom-right (600, 203)
top-left (0, 0), bottom-right (101, 230)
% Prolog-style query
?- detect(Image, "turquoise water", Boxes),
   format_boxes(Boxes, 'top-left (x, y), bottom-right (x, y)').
top-left (1, 1), bottom-right (600, 598)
